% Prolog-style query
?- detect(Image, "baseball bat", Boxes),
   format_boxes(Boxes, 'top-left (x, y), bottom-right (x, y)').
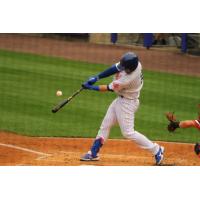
top-left (52, 87), bottom-right (84, 113)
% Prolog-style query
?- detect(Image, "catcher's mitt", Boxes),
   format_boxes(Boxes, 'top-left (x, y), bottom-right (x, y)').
top-left (194, 143), bottom-right (200, 155)
top-left (165, 112), bottom-right (180, 132)
top-left (166, 112), bottom-right (176, 122)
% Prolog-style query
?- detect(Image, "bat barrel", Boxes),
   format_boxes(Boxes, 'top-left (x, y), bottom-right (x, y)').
top-left (51, 87), bottom-right (84, 113)
top-left (52, 99), bottom-right (69, 113)
top-left (52, 107), bottom-right (59, 113)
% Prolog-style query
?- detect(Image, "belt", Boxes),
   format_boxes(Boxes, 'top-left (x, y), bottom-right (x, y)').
top-left (119, 95), bottom-right (137, 100)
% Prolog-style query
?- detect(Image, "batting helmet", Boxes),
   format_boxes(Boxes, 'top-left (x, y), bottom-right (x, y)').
top-left (120, 52), bottom-right (139, 73)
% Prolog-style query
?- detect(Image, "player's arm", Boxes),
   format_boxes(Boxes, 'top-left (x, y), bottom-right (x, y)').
top-left (109, 72), bottom-right (139, 92)
top-left (85, 63), bottom-right (121, 85)
top-left (82, 74), bottom-right (134, 92)
top-left (82, 83), bottom-right (113, 92)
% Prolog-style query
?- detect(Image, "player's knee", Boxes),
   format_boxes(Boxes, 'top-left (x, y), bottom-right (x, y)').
top-left (122, 131), bottom-right (135, 139)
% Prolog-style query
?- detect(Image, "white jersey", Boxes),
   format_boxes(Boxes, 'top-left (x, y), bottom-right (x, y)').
top-left (109, 62), bottom-right (143, 99)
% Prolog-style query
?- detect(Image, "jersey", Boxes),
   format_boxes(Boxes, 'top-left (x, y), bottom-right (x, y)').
top-left (109, 62), bottom-right (143, 99)
top-left (194, 119), bottom-right (200, 130)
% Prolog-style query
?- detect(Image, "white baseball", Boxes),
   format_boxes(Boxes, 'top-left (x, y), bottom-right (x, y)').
top-left (56, 90), bottom-right (63, 96)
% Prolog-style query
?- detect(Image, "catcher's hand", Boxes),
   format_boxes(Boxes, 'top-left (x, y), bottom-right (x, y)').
top-left (194, 143), bottom-right (200, 155)
top-left (165, 112), bottom-right (179, 132)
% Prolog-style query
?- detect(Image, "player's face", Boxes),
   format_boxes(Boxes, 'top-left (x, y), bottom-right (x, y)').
top-left (125, 68), bottom-right (132, 74)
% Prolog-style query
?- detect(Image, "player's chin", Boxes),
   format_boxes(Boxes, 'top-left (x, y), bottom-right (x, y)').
top-left (125, 69), bottom-right (132, 74)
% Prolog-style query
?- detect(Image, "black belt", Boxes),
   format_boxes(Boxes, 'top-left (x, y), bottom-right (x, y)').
top-left (119, 95), bottom-right (137, 100)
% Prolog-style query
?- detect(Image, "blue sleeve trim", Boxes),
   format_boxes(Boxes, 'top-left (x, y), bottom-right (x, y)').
top-left (91, 85), bottom-right (100, 91)
top-left (98, 64), bottom-right (119, 79)
top-left (115, 62), bottom-right (124, 71)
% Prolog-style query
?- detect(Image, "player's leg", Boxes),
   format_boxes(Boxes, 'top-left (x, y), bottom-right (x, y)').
top-left (116, 98), bottom-right (164, 165)
top-left (96, 99), bottom-right (118, 141)
top-left (80, 99), bottom-right (118, 161)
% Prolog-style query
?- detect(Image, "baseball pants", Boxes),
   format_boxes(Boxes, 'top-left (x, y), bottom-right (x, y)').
top-left (96, 97), bottom-right (160, 155)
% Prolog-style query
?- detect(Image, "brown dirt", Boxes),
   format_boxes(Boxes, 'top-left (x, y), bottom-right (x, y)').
top-left (0, 131), bottom-right (199, 166)
top-left (0, 34), bottom-right (200, 166)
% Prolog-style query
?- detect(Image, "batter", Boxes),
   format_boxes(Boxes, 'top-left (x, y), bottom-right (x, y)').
top-left (80, 52), bottom-right (164, 165)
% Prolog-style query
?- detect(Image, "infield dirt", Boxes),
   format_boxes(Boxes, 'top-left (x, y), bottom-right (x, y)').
top-left (0, 131), bottom-right (199, 166)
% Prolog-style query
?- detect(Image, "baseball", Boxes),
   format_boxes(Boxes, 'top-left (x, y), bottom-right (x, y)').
top-left (56, 90), bottom-right (63, 96)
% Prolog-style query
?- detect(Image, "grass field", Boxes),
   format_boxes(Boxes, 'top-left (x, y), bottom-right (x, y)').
top-left (0, 49), bottom-right (199, 143)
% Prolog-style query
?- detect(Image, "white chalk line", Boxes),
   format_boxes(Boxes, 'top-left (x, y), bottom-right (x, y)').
top-left (0, 143), bottom-right (51, 157)
top-left (0, 142), bottom-right (191, 166)
top-left (0, 144), bottom-right (179, 166)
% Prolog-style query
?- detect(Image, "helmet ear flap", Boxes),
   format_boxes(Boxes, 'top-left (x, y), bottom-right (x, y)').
top-left (120, 52), bottom-right (139, 73)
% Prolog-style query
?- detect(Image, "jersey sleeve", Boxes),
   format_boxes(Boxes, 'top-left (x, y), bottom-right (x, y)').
top-left (115, 62), bottom-right (124, 71)
top-left (109, 71), bottom-right (138, 92)
top-left (97, 63), bottom-right (120, 79)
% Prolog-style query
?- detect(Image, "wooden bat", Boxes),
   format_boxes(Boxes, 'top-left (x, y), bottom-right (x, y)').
top-left (52, 87), bottom-right (84, 113)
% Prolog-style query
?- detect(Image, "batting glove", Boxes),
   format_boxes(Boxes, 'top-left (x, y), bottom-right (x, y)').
top-left (82, 82), bottom-right (91, 89)
top-left (82, 83), bottom-right (99, 91)
top-left (87, 76), bottom-right (99, 85)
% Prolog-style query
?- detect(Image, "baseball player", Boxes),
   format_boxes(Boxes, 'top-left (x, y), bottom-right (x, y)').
top-left (166, 111), bottom-right (200, 156)
top-left (80, 52), bottom-right (164, 165)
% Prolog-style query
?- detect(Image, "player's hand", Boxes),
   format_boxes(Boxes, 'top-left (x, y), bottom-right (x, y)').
top-left (81, 83), bottom-right (99, 91)
top-left (82, 82), bottom-right (92, 90)
top-left (86, 76), bottom-right (99, 85)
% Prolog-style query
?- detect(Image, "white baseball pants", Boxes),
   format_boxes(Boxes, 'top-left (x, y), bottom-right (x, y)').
top-left (96, 97), bottom-right (159, 155)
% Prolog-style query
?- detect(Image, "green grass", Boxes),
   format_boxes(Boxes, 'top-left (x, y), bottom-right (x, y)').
top-left (0, 49), bottom-right (199, 143)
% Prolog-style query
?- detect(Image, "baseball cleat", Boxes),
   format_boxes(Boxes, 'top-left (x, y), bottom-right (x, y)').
top-left (80, 151), bottom-right (100, 161)
top-left (155, 146), bottom-right (165, 165)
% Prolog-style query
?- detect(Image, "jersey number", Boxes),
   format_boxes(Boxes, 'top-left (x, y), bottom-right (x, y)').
top-left (140, 72), bottom-right (144, 84)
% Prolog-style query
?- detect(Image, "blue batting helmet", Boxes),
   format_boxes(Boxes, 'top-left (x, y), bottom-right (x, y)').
top-left (120, 52), bottom-right (139, 73)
